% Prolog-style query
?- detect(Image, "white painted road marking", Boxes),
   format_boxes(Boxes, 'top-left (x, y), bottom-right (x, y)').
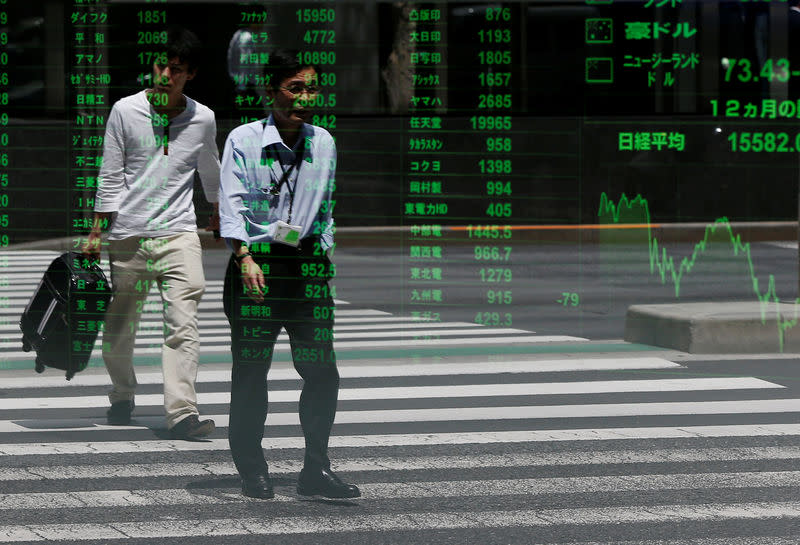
top-left (3, 445), bottom-right (800, 481)
top-left (0, 377), bottom-right (781, 410)
top-left (0, 502), bottom-right (799, 541)
top-left (1, 425), bottom-right (800, 456)
top-left (0, 357), bottom-right (684, 389)
top-left (0, 335), bottom-right (588, 360)
top-left (3, 398), bottom-right (799, 433)
top-left (1, 472), bottom-right (799, 510)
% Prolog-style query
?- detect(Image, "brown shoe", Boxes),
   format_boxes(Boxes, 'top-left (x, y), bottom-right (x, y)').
top-left (170, 415), bottom-right (215, 439)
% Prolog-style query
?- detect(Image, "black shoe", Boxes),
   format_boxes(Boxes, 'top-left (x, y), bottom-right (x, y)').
top-left (170, 414), bottom-right (215, 439)
top-left (106, 400), bottom-right (134, 425)
top-left (297, 466), bottom-right (361, 499)
top-left (242, 473), bottom-right (274, 499)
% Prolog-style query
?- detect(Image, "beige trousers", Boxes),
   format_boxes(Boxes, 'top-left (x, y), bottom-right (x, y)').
top-left (102, 232), bottom-right (205, 428)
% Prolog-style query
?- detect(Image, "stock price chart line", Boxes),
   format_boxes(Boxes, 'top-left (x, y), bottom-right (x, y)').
top-left (598, 192), bottom-right (800, 351)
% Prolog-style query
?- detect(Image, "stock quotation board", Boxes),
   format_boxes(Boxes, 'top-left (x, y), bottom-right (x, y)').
top-left (2, 0), bottom-right (799, 344)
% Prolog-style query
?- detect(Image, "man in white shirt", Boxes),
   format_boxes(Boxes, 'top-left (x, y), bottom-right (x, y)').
top-left (83, 27), bottom-right (219, 439)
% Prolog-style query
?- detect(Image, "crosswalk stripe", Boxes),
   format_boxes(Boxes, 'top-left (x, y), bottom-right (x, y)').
top-left (0, 335), bottom-right (589, 359)
top-left (0, 377), bottom-right (781, 411)
top-left (0, 250), bottom-right (578, 370)
top-left (3, 306), bottom-right (370, 319)
top-left (1, 502), bottom-right (799, 541)
top-left (555, 535), bottom-right (800, 545)
top-left (10, 313), bottom-right (408, 326)
top-left (1, 425), bottom-right (799, 456)
top-left (0, 316), bottom-right (442, 332)
top-left (0, 357), bottom-right (683, 389)
top-left (2, 306), bottom-right (366, 320)
top-left (0, 278), bottom-right (225, 283)
top-left (327, 335), bottom-right (590, 346)
top-left (135, 320), bottom-right (481, 331)
top-left (0, 327), bottom-right (536, 351)
top-left (1, 251), bottom-right (797, 542)
top-left (0, 252), bottom-right (72, 260)
top-left (0, 267), bottom-right (98, 274)
top-left (0, 320), bottom-right (482, 336)
top-left (0, 270), bottom-right (226, 278)
top-left (107, 327), bottom-right (532, 340)
top-left (0, 279), bottom-right (220, 286)
top-left (5, 446), bottom-right (800, 481)
top-left (2, 471), bottom-right (800, 510)
top-left (2, 398), bottom-right (800, 433)
top-left (0, 256), bottom-right (61, 262)
top-left (0, 288), bottom-right (225, 301)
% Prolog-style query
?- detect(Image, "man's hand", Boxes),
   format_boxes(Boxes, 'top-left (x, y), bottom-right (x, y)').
top-left (206, 202), bottom-right (221, 240)
top-left (240, 256), bottom-right (266, 302)
top-left (81, 212), bottom-right (110, 263)
top-left (81, 231), bottom-right (103, 262)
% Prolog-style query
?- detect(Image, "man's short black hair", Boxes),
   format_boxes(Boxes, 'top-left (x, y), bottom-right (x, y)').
top-left (167, 26), bottom-right (202, 71)
top-left (263, 48), bottom-right (319, 88)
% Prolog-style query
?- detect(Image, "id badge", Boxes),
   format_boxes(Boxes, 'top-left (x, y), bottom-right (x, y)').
top-left (274, 220), bottom-right (302, 247)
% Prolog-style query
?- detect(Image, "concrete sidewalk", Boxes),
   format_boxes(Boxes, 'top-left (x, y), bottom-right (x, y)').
top-left (625, 302), bottom-right (800, 354)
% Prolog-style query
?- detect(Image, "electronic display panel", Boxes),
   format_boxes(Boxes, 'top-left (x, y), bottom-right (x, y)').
top-left (2, 0), bottom-right (799, 360)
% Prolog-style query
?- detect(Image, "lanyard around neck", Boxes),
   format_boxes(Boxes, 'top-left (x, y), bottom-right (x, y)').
top-left (262, 145), bottom-right (304, 223)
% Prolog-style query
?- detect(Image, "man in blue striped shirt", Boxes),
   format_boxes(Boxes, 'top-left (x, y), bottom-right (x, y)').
top-left (219, 49), bottom-right (359, 501)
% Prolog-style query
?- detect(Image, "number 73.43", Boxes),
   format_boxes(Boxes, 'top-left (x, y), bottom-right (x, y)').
top-left (723, 58), bottom-right (790, 83)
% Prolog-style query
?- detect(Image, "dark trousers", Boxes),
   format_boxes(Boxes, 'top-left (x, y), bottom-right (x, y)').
top-left (222, 242), bottom-right (338, 478)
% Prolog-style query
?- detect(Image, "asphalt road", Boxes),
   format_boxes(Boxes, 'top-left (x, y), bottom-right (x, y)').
top-left (0, 242), bottom-right (798, 544)
top-left (200, 238), bottom-right (800, 340)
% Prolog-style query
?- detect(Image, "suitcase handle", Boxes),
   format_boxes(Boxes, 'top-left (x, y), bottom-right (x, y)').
top-left (42, 275), bottom-right (68, 306)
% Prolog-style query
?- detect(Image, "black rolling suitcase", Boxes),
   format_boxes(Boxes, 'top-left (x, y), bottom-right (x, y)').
top-left (19, 252), bottom-right (112, 380)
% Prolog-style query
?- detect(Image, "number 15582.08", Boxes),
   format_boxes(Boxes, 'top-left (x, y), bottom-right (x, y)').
top-left (727, 132), bottom-right (799, 153)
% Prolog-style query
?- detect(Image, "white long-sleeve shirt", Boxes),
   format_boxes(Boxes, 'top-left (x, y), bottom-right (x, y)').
top-left (94, 90), bottom-right (220, 240)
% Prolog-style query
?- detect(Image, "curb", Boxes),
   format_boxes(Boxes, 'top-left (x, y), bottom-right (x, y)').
top-left (625, 302), bottom-right (800, 354)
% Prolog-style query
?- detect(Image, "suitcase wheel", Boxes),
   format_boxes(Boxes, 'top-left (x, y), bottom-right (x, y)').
top-left (65, 370), bottom-right (75, 381)
top-left (22, 338), bottom-right (31, 352)
top-left (34, 361), bottom-right (45, 374)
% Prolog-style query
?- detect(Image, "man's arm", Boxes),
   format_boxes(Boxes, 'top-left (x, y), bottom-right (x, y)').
top-left (318, 135), bottom-right (337, 255)
top-left (93, 104), bottom-right (126, 214)
top-left (197, 114), bottom-right (222, 237)
top-left (207, 202), bottom-right (220, 236)
top-left (82, 103), bottom-right (125, 261)
top-left (227, 237), bottom-right (265, 303)
top-left (218, 132), bottom-right (254, 244)
top-left (219, 132), bottom-right (265, 302)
